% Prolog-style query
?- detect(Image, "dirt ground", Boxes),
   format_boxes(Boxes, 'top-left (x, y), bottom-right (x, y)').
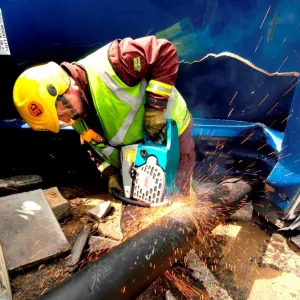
top-left (8, 185), bottom-right (300, 300)
top-left (210, 219), bottom-right (300, 300)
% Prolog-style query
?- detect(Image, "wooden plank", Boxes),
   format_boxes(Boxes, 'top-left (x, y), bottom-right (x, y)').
top-left (65, 227), bottom-right (91, 267)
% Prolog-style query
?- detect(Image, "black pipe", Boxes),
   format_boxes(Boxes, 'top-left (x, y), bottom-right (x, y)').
top-left (39, 179), bottom-right (253, 300)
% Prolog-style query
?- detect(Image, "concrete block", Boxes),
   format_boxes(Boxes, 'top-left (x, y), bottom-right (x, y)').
top-left (88, 201), bottom-right (111, 221)
top-left (43, 187), bottom-right (70, 220)
top-left (0, 189), bottom-right (70, 271)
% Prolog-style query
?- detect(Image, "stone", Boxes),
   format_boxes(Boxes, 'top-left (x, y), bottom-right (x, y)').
top-left (212, 224), bottom-right (242, 238)
top-left (261, 233), bottom-right (300, 277)
top-left (252, 196), bottom-right (285, 228)
top-left (98, 200), bottom-right (123, 241)
top-left (43, 187), bottom-right (70, 220)
top-left (88, 236), bottom-right (119, 253)
top-left (229, 201), bottom-right (253, 221)
top-left (165, 290), bottom-right (177, 300)
top-left (88, 201), bottom-right (111, 221)
top-left (0, 189), bottom-right (70, 271)
top-left (65, 227), bottom-right (91, 267)
top-left (186, 249), bottom-right (233, 300)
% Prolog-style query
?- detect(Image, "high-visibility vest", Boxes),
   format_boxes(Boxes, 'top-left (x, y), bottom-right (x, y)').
top-left (72, 42), bottom-right (190, 170)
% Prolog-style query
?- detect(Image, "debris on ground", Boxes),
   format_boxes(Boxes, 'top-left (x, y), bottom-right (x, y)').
top-left (65, 226), bottom-right (91, 268)
top-left (278, 215), bottom-right (300, 232)
top-left (0, 189), bottom-right (69, 271)
top-left (291, 235), bottom-right (300, 248)
top-left (0, 242), bottom-right (12, 300)
top-left (252, 197), bottom-right (285, 229)
top-left (212, 224), bottom-right (242, 238)
top-left (43, 187), bottom-right (70, 220)
top-left (165, 290), bottom-right (177, 300)
top-left (209, 178), bottom-right (252, 205)
top-left (261, 233), bottom-right (300, 276)
top-left (97, 200), bottom-right (123, 241)
top-left (88, 236), bottom-right (119, 253)
top-left (3, 184), bottom-right (300, 300)
top-left (186, 249), bottom-right (233, 299)
top-left (88, 201), bottom-right (111, 221)
top-left (229, 201), bottom-right (253, 222)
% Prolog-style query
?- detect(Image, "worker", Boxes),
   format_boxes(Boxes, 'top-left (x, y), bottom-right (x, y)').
top-left (13, 36), bottom-right (195, 197)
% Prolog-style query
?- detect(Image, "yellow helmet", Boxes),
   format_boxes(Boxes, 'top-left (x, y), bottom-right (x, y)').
top-left (13, 62), bottom-right (71, 133)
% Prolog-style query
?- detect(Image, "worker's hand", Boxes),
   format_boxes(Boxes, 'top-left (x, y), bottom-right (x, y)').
top-left (144, 107), bottom-right (166, 141)
top-left (108, 174), bottom-right (123, 195)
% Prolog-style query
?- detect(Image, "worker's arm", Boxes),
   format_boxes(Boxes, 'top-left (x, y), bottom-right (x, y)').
top-left (109, 36), bottom-right (179, 110)
top-left (80, 137), bottom-right (119, 176)
top-left (80, 138), bottom-right (123, 194)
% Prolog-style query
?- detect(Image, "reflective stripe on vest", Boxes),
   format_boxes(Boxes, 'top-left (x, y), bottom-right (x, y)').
top-left (98, 161), bottom-right (111, 172)
top-left (99, 70), bottom-right (147, 146)
top-left (164, 87), bottom-right (190, 135)
top-left (99, 145), bottom-right (115, 157)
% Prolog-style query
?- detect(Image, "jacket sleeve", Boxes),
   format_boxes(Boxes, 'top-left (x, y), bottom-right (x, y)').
top-left (109, 36), bottom-right (179, 110)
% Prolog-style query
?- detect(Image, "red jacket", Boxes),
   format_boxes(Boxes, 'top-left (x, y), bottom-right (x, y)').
top-left (109, 36), bottom-right (179, 109)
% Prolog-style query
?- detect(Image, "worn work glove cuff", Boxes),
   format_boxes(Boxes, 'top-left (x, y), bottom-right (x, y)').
top-left (144, 107), bottom-right (166, 141)
top-left (108, 174), bottom-right (123, 195)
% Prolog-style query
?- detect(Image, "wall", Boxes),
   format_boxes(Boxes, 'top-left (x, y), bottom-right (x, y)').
top-left (0, 0), bottom-right (299, 120)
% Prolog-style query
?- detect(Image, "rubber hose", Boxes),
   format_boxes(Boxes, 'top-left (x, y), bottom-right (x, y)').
top-left (111, 188), bottom-right (151, 207)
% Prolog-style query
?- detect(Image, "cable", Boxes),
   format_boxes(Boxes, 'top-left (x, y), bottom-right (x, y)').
top-left (111, 188), bottom-right (151, 207)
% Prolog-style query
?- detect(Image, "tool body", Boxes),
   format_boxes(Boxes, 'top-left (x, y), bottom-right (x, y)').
top-left (112, 119), bottom-right (180, 207)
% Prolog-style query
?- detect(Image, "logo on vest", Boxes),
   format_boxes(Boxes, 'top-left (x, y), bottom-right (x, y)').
top-left (133, 56), bottom-right (141, 72)
top-left (28, 101), bottom-right (44, 117)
